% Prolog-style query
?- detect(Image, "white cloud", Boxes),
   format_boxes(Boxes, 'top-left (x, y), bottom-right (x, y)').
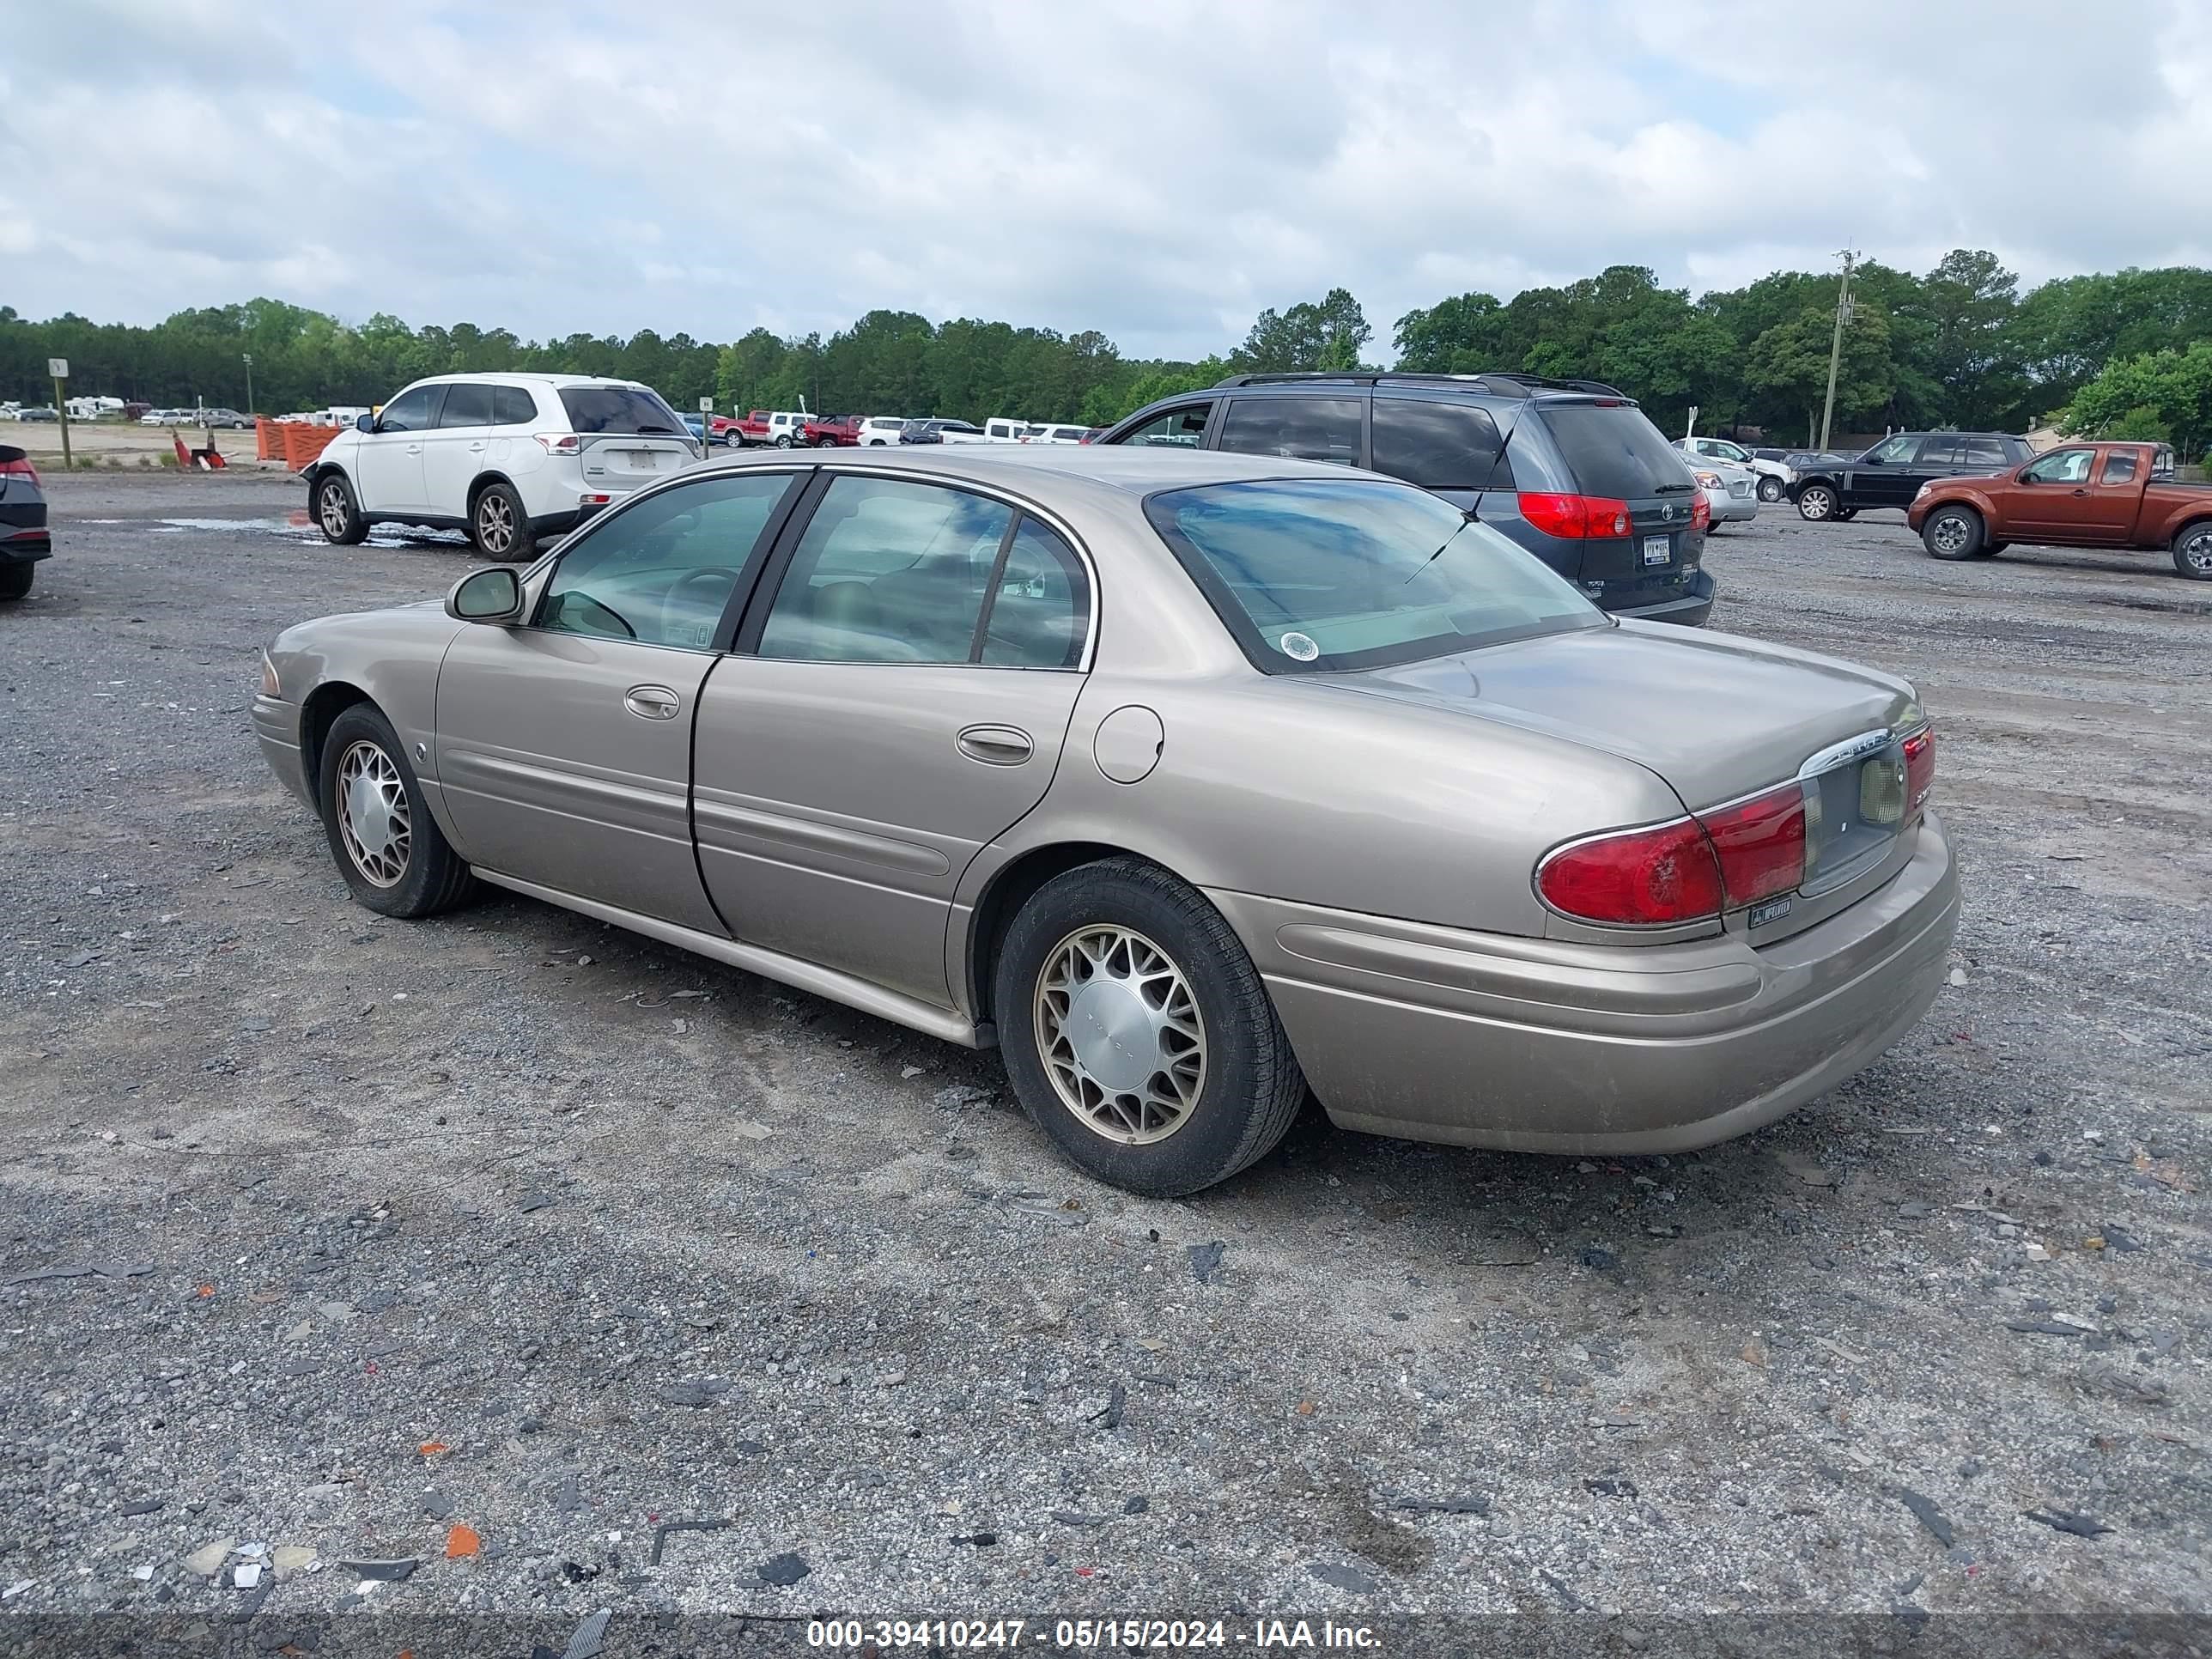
top-left (7, 0), bottom-right (2209, 359)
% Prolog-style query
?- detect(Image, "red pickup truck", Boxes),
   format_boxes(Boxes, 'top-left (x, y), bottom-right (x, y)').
top-left (802, 414), bottom-right (862, 447)
top-left (1908, 441), bottom-right (2212, 580)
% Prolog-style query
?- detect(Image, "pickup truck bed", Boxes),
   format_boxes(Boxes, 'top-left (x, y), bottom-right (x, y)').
top-left (1906, 441), bottom-right (2212, 580)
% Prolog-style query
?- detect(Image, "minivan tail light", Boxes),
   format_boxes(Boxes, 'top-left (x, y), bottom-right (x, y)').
top-left (1902, 725), bottom-right (1935, 812)
top-left (535, 433), bottom-right (580, 455)
top-left (1517, 492), bottom-right (1631, 538)
top-left (1537, 818), bottom-right (1724, 926)
top-left (1690, 492), bottom-right (1711, 532)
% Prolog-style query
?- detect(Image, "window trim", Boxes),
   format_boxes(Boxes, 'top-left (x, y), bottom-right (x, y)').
top-left (731, 463), bottom-right (1101, 672)
top-left (522, 468), bottom-right (814, 655)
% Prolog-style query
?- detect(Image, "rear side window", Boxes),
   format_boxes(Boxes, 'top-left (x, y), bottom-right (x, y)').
top-left (1218, 397), bottom-right (1362, 466)
top-left (2101, 450), bottom-right (2138, 485)
top-left (557, 386), bottom-right (686, 435)
top-left (436, 384), bottom-right (495, 428)
top-left (1534, 404), bottom-right (1692, 499)
top-left (1963, 438), bottom-right (2010, 469)
top-left (1917, 437), bottom-right (1964, 466)
top-left (1371, 398), bottom-right (1507, 489)
top-left (981, 519), bottom-right (1089, 668)
top-left (492, 386), bottom-right (538, 426)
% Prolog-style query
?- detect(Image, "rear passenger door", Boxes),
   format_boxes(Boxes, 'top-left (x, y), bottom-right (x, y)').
top-left (692, 472), bottom-right (1092, 1009)
top-left (1215, 396), bottom-right (1364, 467)
top-left (1370, 397), bottom-right (1510, 514)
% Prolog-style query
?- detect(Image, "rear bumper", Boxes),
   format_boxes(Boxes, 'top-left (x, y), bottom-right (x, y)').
top-left (1, 530), bottom-right (52, 566)
top-left (1607, 568), bottom-right (1715, 627)
top-left (1210, 811), bottom-right (1959, 1156)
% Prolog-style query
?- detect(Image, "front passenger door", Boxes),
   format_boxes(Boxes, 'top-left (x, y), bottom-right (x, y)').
top-left (434, 470), bottom-right (805, 932)
top-left (355, 383), bottom-right (445, 515)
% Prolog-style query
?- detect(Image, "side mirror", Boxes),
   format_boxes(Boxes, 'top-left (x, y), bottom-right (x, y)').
top-left (356, 413), bottom-right (376, 434)
top-left (446, 567), bottom-right (523, 624)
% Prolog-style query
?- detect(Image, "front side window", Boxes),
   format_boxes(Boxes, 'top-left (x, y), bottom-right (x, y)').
top-left (2100, 450), bottom-right (2138, 485)
top-left (2023, 448), bottom-right (2095, 484)
top-left (1371, 398), bottom-right (1506, 489)
top-left (758, 477), bottom-right (1013, 664)
top-left (1118, 404), bottom-right (1212, 448)
top-left (1867, 434), bottom-right (1917, 465)
top-left (1218, 397), bottom-right (1363, 466)
top-left (1145, 477), bottom-right (1601, 675)
top-left (436, 384), bottom-right (495, 428)
top-left (537, 473), bottom-right (795, 649)
top-left (374, 385), bottom-right (441, 433)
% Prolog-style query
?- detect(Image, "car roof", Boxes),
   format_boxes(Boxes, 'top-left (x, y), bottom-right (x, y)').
top-left (413, 372), bottom-right (646, 389)
top-left (690, 441), bottom-right (1407, 497)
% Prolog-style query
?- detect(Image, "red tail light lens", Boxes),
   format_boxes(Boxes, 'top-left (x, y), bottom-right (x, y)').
top-left (1699, 784), bottom-right (1808, 908)
top-left (1538, 818), bottom-right (1724, 925)
top-left (1902, 726), bottom-right (1934, 812)
top-left (0, 455), bottom-right (37, 484)
top-left (535, 433), bottom-right (580, 455)
top-left (1690, 491), bottom-right (1711, 532)
top-left (1517, 492), bottom-right (1631, 538)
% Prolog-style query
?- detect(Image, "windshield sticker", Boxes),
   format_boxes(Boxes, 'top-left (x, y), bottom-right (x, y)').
top-left (1279, 631), bottom-right (1320, 662)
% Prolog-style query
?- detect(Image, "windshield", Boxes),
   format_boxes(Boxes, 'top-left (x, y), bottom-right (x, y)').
top-left (1540, 403), bottom-right (1696, 499)
top-left (558, 386), bottom-right (687, 434)
top-left (1145, 478), bottom-right (1603, 674)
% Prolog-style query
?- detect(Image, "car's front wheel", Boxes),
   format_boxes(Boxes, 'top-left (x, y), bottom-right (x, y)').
top-left (1796, 483), bottom-right (1838, 521)
top-left (1756, 475), bottom-right (1784, 503)
top-left (319, 704), bottom-right (477, 918)
top-left (2174, 521), bottom-right (2212, 580)
top-left (314, 472), bottom-right (368, 545)
top-left (471, 481), bottom-right (535, 562)
top-left (994, 858), bottom-right (1306, 1197)
top-left (775, 434), bottom-right (793, 448)
top-left (1922, 505), bottom-right (1984, 561)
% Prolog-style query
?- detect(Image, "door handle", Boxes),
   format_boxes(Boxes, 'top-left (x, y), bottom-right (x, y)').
top-left (957, 724), bottom-right (1032, 765)
top-left (623, 684), bottom-right (682, 720)
top-left (2070, 488), bottom-right (2089, 496)
top-left (467, 441), bottom-right (486, 453)
top-left (405, 442), bottom-right (422, 454)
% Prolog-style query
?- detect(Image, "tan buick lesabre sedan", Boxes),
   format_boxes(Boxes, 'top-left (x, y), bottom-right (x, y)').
top-left (254, 447), bottom-right (1959, 1195)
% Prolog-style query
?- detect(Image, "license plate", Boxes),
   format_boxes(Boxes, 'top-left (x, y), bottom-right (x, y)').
top-left (1643, 535), bottom-right (1671, 567)
top-left (624, 450), bottom-right (660, 471)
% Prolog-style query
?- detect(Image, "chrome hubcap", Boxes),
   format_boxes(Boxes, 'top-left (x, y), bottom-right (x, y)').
top-left (1802, 489), bottom-right (1832, 520)
top-left (477, 494), bottom-right (514, 554)
top-left (1931, 515), bottom-right (1969, 554)
top-left (1035, 925), bottom-right (1206, 1146)
top-left (2185, 532), bottom-right (2212, 573)
top-left (319, 483), bottom-right (349, 538)
top-left (337, 740), bottom-right (410, 887)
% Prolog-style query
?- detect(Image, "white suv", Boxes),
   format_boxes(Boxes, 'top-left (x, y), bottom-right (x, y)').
top-left (305, 374), bottom-right (698, 560)
top-left (856, 416), bottom-right (906, 446)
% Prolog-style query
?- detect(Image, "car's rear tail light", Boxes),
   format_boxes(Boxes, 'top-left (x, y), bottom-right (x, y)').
top-left (1517, 492), bottom-right (1631, 538)
top-left (1537, 818), bottom-right (1724, 925)
top-left (1902, 725), bottom-right (1935, 813)
top-left (1698, 784), bottom-right (1808, 908)
top-left (1690, 492), bottom-right (1711, 532)
top-left (535, 433), bottom-right (580, 455)
top-left (0, 454), bottom-right (38, 485)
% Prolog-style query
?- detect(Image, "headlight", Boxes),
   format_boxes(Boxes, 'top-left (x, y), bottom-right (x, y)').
top-left (1914, 483), bottom-right (1932, 499)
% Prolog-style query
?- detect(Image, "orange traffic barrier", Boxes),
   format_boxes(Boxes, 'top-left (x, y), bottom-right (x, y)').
top-left (256, 418), bottom-right (342, 469)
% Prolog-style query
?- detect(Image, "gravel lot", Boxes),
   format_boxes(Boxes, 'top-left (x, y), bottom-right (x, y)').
top-left (1, 473), bottom-right (2206, 1644)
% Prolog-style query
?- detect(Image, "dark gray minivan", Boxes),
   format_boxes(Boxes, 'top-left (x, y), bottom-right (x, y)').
top-left (1095, 372), bottom-right (1714, 625)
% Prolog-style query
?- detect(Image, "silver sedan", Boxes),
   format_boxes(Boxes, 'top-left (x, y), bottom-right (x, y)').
top-left (254, 447), bottom-right (1957, 1195)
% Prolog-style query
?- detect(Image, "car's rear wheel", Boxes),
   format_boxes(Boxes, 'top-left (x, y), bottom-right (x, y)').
top-left (1756, 475), bottom-right (1784, 503)
top-left (471, 481), bottom-right (535, 562)
top-left (994, 857), bottom-right (1306, 1197)
top-left (775, 434), bottom-right (793, 448)
top-left (318, 704), bottom-right (477, 918)
top-left (2174, 521), bottom-right (2212, 580)
top-left (0, 562), bottom-right (33, 601)
top-left (314, 472), bottom-right (368, 545)
top-left (1796, 483), bottom-right (1838, 521)
top-left (1922, 506), bottom-right (1984, 561)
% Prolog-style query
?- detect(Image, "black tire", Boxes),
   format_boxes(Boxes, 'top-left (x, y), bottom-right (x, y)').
top-left (1835, 507), bottom-right (1858, 521)
top-left (1756, 475), bottom-right (1784, 503)
top-left (1796, 483), bottom-right (1838, 521)
top-left (2172, 521), bottom-right (2212, 580)
top-left (0, 562), bottom-right (33, 602)
top-left (313, 471), bottom-right (368, 545)
top-left (318, 704), bottom-right (477, 919)
top-left (774, 434), bottom-right (793, 449)
top-left (471, 480), bottom-right (535, 562)
top-left (1979, 541), bottom-right (2006, 558)
top-left (1921, 505), bottom-right (1984, 561)
top-left (994, 857), bottom-right (1306, 1197)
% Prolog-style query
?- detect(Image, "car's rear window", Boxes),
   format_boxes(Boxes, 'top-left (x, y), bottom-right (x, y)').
top-left (1144, 478), bottom-right (1601, 674)
top-left (1536, 403), bottom-right (1694, 500)
top-left (557, 386), bottom-right (687, 435)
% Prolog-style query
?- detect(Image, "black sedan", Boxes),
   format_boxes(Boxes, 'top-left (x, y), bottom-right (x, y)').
top-left (0, 444), bottom-right (52, 600)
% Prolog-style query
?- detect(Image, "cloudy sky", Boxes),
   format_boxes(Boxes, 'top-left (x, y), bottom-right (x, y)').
top-left (6, 0), bottom-right (2208, 360)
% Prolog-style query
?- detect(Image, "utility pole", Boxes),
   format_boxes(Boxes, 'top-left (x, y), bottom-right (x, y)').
top-left (243, 353), bottom-right (254, 416)
top-left (1818, 248), bottom-right (1857, 453)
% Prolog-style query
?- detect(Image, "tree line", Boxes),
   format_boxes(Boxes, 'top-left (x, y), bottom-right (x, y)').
top-left (7, 252), bottom-right (2211, 457)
